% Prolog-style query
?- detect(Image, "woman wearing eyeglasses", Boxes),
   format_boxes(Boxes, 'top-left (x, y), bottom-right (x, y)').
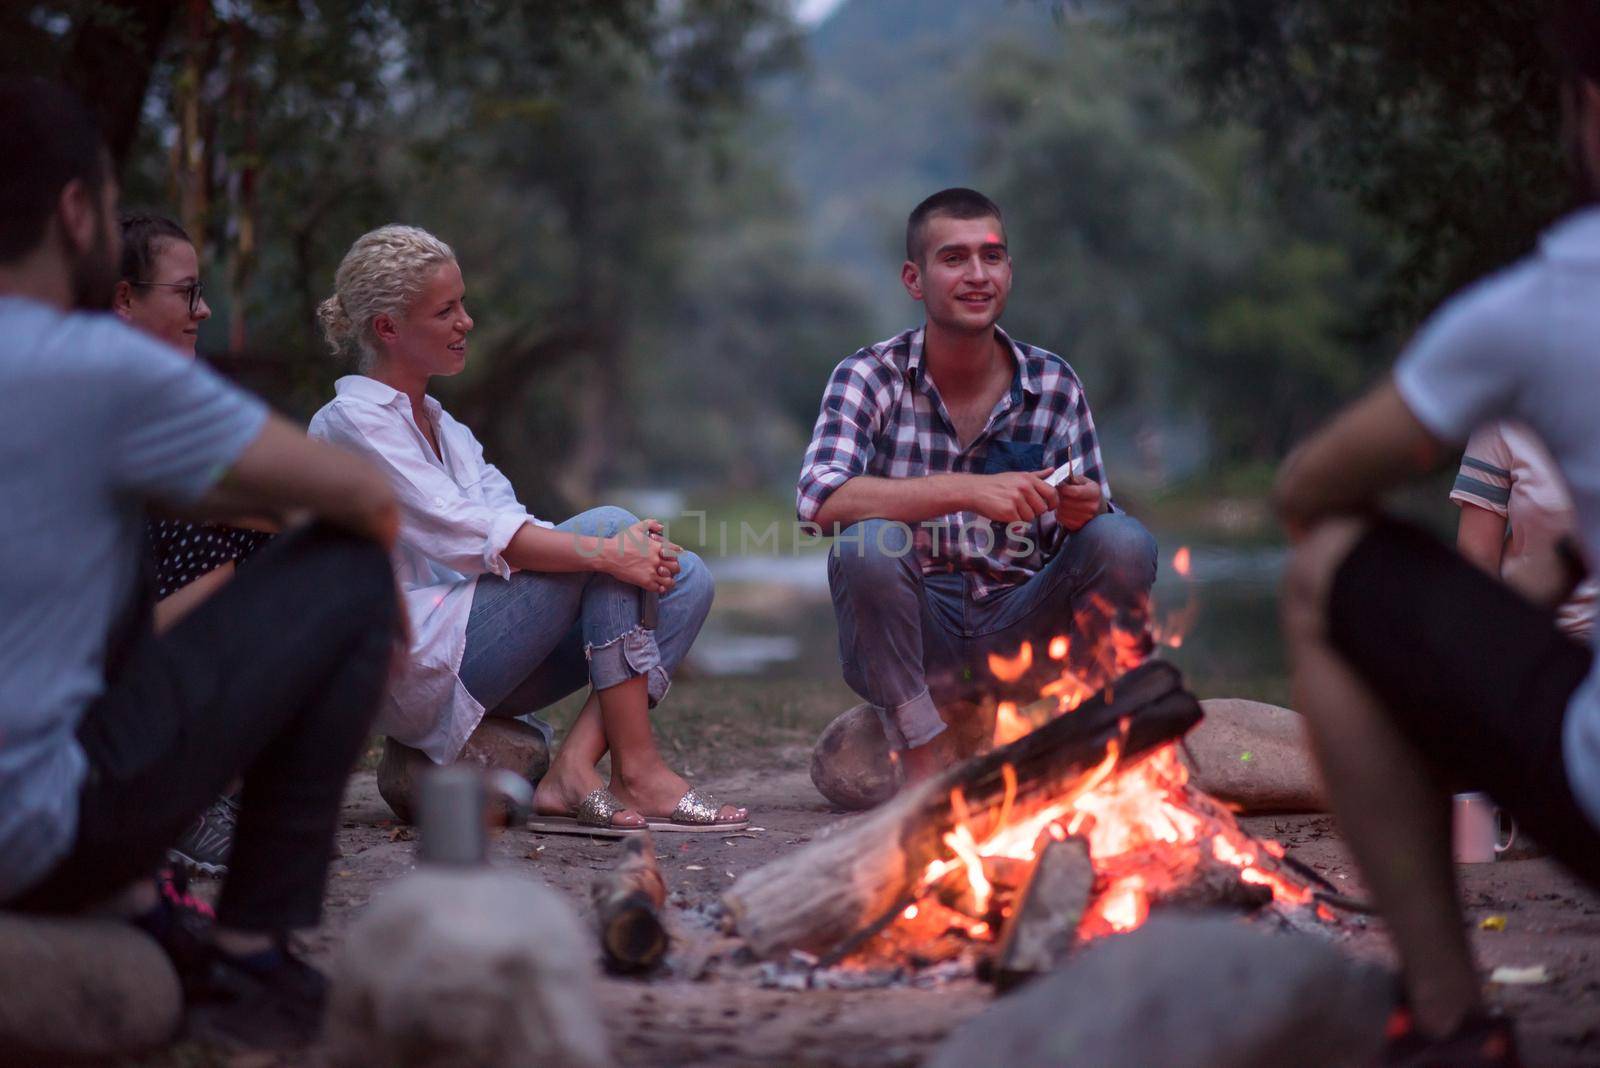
top-left (112, 212), bottom-right (271, 877)
top-left (112, 213), bottom-right (211, 355)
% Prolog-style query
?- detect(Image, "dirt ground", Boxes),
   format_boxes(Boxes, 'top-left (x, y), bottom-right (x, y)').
top-left (137, 674), bottom-right (1600, 1068)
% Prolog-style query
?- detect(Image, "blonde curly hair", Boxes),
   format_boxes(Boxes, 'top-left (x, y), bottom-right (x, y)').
top-left (317, 225), bottom-right (456, 372)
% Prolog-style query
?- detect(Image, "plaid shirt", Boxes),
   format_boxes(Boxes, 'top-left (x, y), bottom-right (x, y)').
top-left (797, 325), bottom-right (1116, 600)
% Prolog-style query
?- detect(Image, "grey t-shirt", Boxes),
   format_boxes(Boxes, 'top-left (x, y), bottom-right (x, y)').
top-left (1394, 205), bottom-right (1600, 828)
top-left (0, 296), bottom-right (266, 901)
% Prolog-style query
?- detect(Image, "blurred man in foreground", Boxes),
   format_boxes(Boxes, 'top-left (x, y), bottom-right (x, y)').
top-left (797, 188), bottom-right (1156, 785)
top-left (0, 77), bottom-right (399, 1050)
top-left (1275, 5), bottom-right (1600, 1062)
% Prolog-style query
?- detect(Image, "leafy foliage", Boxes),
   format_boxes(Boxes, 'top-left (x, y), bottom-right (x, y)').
top-left (1114, 1), bottom-right (1575, 324)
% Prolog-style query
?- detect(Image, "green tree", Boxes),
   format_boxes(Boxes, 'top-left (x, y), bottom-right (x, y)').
top-left (976, 23), bottom-right (1391, 465)
top-left (1114, 1), bottom-right (1573, 325)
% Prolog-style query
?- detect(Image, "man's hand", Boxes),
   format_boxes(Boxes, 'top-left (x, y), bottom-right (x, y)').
top-left (967, 470), bottom-right (1059, 524)
top-left (1054, 473), bottom-right (1104, 533)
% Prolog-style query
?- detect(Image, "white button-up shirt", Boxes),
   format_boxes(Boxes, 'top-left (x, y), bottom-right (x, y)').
top-left (309, 376), bottom-right (552, 762)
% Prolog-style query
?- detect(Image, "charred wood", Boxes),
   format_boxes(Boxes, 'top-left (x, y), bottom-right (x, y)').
top-left (992, 834), bottom-right (1095, 992)
top-left (591, 834), bottom-right (668, 974)
top-left (724, 662), bottom-right (1202, 958)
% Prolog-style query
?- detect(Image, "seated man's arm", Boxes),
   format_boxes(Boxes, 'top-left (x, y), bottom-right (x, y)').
top-left (814, 471), bottom-right (1057, 530)
top-left (1273, 379), bottom-right (1449, 539)
top-left (797, 354), bottom-right (1057, 530)
top-left (195, 413), bottom-right (399, 550)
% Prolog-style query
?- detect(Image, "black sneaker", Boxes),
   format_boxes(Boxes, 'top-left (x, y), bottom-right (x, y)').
top-left (168, 794), bottom-right (239, 877)
top-left (185, 938), bottom-right (330, 1050)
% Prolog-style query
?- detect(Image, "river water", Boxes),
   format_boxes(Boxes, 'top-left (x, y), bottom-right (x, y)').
top-left (691, 534), bottom-right (1291, 705)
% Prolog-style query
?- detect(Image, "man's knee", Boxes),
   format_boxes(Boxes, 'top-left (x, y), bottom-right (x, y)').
top-left (1074, 513), bottom-right (1157, 588)
top-left (1281, 517), bottom-right (1368, 645)
top-left (828, 520), bottom-right (919, 592)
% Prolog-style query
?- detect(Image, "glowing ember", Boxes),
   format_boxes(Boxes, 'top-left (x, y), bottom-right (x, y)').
top-left (1094, 876), bottom-right (1149, 932)
top-left (987, 642), bottom-right (1033, 682)
top-left (994, 701), bottom-right (1032, 747)
top-left (1047, 635), bottom-right (1069, 660)
top-left (1172, 546), bottom-right (1192, 577)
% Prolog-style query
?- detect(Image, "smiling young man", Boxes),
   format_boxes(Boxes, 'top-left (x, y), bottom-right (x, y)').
top-left (797, 188), bottom-right (1157, 785)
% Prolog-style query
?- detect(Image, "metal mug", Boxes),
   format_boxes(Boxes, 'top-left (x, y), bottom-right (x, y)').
top-left (1452, 791), bottom-right (1516, 863)
top-left (418, 766), bottom-right (535, 867)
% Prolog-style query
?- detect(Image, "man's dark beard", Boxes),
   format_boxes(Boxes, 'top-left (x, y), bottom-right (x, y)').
top-left (69, 212), bottom-right (118, 311)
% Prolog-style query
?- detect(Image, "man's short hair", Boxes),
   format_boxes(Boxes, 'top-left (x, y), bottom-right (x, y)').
top-left (119, 213), bottom-right (192, 284)
top-left (906, 188), bottom-right (1005, 263)
top-left (0, 78), bottom-right (109, 263)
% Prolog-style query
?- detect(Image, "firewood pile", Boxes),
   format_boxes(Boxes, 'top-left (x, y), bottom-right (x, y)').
top-left (720, 662), bottom-right (1332, 989)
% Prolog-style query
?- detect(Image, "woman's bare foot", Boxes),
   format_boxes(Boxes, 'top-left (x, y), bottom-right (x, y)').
top-left (533, 754), bottom-right (645, 829)
top-left (610, 761), bottom-right (747, 823)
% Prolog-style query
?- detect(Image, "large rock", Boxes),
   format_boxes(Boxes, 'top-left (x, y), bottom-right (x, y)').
top-left (810, 700), bottom-right (999, 811)
top-left (327, 869), bottom-right (609, 1068)
top-left (378, 717), bottom-right (550, 825)
top-left (929, 915), bottom-right (1389, 1068)
top-left (1183, 699), bottom-right (1327, 813)
top-left (810, 703), bottom-right (897, 811)
top-left (0, 913), bottom-right (182, 1062)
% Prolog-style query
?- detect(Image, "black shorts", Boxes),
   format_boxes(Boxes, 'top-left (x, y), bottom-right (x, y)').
top-left (1327, 518), bottom-right (1600, 886)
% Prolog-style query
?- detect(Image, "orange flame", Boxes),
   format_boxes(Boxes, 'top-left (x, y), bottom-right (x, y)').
top-left (987, 641), bottom-right (1033, 683)
top-left (994, 702), bottom-right (1032, 747)
top-left (1094, 875), bottom-right (1149, 932)
top-left (898, 535), bottom-right (1311, 950)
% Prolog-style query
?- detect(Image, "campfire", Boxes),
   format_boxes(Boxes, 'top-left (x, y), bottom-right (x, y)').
top-left (723, 549), bottom-right (1331, 988)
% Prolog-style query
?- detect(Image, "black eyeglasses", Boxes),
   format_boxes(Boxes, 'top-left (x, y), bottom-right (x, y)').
top-left (132, 280), bottom-right (204, 316)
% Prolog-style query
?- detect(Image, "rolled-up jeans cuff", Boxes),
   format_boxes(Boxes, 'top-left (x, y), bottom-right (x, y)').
top-left (876, 687), bottom-right (946, 751)
top-left (587, 625), bottom-right (671, 706)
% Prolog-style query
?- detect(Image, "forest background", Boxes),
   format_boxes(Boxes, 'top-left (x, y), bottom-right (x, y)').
top-left (4, 0), bottom-right (1577, 526)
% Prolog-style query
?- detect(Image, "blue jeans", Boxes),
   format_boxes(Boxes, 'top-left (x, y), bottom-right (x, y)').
top-left (456, 507), bottom-right (714, 728)
top-left (827, 513), bottom-right (1158, 750)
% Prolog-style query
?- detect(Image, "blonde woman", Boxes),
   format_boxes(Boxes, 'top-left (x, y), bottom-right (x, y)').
top-left (309, 225), bottom-right (745, 834)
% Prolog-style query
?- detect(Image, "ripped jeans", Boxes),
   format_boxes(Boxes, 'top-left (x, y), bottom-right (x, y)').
top-left (456, 507), bottom-right (714, 731)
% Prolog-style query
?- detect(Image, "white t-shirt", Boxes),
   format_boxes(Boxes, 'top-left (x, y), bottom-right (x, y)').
top-left (1395, 204), bottom-right (1600, 827)
top-left (1451, 421), bottom-right (1597, 639)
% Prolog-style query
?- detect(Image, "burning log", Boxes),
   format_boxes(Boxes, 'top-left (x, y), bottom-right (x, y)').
top-left (991, 833), bottom-right (1094, 992)
top-left (723, 662), bottom-right (1201, 959)
top-left (590, 834), bottom-right (668, 974)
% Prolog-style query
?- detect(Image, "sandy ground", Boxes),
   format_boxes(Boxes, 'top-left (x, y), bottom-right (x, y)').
top-left (143, 730), bottom-right (1600, 1068)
